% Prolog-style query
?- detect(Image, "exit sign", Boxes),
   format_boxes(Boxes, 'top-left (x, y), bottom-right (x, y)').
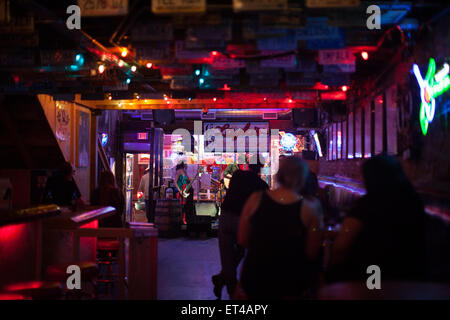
top-left (137, 132), bottom-right (148, 140)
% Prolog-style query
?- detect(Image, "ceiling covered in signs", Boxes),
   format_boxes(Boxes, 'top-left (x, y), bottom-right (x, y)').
top-left (1, 0), bottom-right (447, 110)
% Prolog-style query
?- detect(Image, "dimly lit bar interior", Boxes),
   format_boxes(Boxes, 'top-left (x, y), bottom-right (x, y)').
top-left (0, 0), bottom-right (449, 304)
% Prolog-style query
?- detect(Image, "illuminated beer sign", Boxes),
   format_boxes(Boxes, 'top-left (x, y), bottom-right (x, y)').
top-left (413, 58), bottom-right (450, 135)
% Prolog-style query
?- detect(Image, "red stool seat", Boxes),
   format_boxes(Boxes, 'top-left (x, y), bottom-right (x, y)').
top-left (46, 262), bottom-right (99, 283)
top-left (97, 239), bottom-right (119, 251)
top-left (0, 293), bottom-right (31, 300)
top-left (2, 281), bottom-right (62, 300)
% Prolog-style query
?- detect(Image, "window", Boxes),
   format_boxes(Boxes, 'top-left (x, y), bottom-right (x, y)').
top-left (386, 86), bottom-right (398, 155)
top-left (342, 120), bottom-right (347, 159)
top-left (374, 95), bottom-right (383, 155)
top-left (332, 123), bottom-right (337, 160)
top-left (364, 101), bottom-right (372, 158)
top-left (355, 108), bottom-right (362, 158)
top-left (348, 112), bottom-right (354, 159)
top-left (337, 122), bottom-right (342, 159)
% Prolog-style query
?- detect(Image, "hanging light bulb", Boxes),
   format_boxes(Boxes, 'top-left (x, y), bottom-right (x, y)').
top-left (146, 62), bottom-right (153, 69)
top-left (118, 60), bottom-right (124, 67)
top-left (131, 65), bottom-right (137, 72)
top-left (361, 51), bottom-right (369, 60)
top-left (98, 64), bottom-right (105, 74)
top-left (121, 48), bottom-right (128, 57)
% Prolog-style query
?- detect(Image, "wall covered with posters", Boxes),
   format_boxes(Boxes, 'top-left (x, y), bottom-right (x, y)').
top-left (38, 94), bottom-right (92, 202)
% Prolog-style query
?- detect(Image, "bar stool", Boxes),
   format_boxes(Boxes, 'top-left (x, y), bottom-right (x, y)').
top-left (45, 261), bottom-right (99, 299)
top-left (2, 281), bottom-right (63, 300)
top-left (96, 238), bottom-right (120, 297)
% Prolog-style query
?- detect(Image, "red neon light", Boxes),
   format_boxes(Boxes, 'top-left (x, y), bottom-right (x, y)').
top-left (314, 82), bottom-right (329, 90)
top-left (322, 91), bottom-right (347, 100)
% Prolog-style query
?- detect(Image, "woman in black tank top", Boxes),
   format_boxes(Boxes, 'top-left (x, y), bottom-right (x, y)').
top-left (238, 156), bottom-right (323, 300)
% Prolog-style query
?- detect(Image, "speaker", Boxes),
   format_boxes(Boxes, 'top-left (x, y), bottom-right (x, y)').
top-left (302, 150), bottom-right (316, 160)
top-left (152, 110), bottom-right (175, 126)
top-left (292, 109), bottom-right (318, 128)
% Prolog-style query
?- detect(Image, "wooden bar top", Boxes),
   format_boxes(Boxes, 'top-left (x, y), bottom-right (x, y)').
top-left (0, 205), bottom-right (60, 227)
top-left (43, 206), bottom-right (116, 229)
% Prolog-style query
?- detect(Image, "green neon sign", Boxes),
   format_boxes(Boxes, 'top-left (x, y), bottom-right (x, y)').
top-left (413, 58), bottom-right (450, 135)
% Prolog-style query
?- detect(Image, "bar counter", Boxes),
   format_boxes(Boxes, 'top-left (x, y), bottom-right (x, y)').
top-left (0, 205), bottom-right (116, 290)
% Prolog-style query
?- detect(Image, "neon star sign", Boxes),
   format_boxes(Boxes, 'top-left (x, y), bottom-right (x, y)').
top-left (413, 58), bottom-right (450, 135)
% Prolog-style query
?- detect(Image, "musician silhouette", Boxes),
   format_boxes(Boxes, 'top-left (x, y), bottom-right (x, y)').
top-left (175, 162), bottom-right (195, 224)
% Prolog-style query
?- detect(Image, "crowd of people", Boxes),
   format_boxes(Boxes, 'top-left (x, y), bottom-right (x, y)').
top-left (212, 153), bottom-right (429, 300)
top-left (43, 153), bottom-right (430, 300)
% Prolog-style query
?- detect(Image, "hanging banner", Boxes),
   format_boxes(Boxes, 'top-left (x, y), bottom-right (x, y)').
top-left (204, 122), bottom-right (269, 133)
top-left (40, 50), bottom-right (75, 66)
top-left (323, 63), bottom-right (355, 73)
top-left (78, 0), bottom-right (128, 16)
top-left (152, 0), bottom-right (206, 14)
top-left (186, 39), bottom-right (227, 50)
top-left (187, 22), bottom-right (232, 41)
top-left (291, 91), bottom-right (317, 100)
top-left (246, 62), bottom-right (282, 74)
top-left (257, 31), bottom-right (297, 51)
top-left (260, 51), bottom-right (296, 68)
top-left (307, 38), bottom-right (346, 50)
top-left (286, 73), bottom-right (317, 87)
top-left (170, 78), bottom-right (196, 90)
top-left (175, 41), bottom-right (210, 60)
top-left (233, 0), bottom-right (287, 12)
top-left (0, 33), bottom-right (39, 47)
top-left (259, 14), bottom-right (302, 27)
top-left (321, 73), bottom-right (351, 86)
top-left (318, 49), bottom-right (355, 65)
top-left (295, 17), bottom-right (341, 40)
top-left (306, 0), bottom-right (360, 8)
top-left (131, 23), bottom-right (173, 41)
top-left (250, 73), bottom-right (280, 87)
top-left (211, 55), bottom-right (245, 70)
top-left (0, 50), bottom-right (34, 66)
top-left (135, 42), bottom-right (172, 61)
top-left (285, 59), bottom-right (317, 73)
top-left (209, 67), bottom-right (240, 77)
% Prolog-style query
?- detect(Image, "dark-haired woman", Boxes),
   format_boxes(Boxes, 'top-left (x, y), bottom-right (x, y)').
top-left (328, 154), bottom-right (427, 282)
top-left (238, 156), bottom-right (323, 299)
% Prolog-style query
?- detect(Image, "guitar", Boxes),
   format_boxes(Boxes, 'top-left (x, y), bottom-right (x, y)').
top-left (178, 168), bottom-right (202, 204)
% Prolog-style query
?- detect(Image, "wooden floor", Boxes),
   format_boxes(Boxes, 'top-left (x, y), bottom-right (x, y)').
top-left (157, 237), bottom-right (226, 300)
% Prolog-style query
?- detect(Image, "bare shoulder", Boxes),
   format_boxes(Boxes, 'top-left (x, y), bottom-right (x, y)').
top-left (241, 191), bottom-right (264, 218)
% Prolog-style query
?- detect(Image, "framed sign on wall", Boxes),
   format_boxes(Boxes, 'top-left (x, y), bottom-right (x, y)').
top-left (76, 110), bottom-right (90, 168)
